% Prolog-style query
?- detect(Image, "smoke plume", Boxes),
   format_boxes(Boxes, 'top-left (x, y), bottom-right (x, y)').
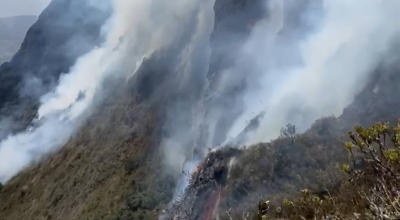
top-left (160, 0), bottom-right (400, 204)
top-left (2, 0), bottom-right (400, 211)
top-left (0, 0), bottom-right (213, 183)
top-left (226, 0), bottom-right (400, 145)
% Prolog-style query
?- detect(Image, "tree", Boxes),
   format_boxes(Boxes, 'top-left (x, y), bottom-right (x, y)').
top-left (254, 121), bottom-right (400, 220)
top-left (279, 123), bottom-right (297, 144)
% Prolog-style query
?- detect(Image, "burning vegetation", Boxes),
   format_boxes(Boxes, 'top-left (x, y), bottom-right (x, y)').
top-left (167, 119), bottom-right (400, 220)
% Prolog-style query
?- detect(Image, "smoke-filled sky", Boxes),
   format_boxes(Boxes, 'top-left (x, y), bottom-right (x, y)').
top-left (0, 0), bottom-right (50, 17)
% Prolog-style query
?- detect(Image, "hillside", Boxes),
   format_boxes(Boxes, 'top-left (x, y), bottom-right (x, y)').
top-left (1, 0), bottom-right (400, 220)
top-left (0, 1), bottom-right (108, 139)
top-left (0, 15), bottom-right (37, 64)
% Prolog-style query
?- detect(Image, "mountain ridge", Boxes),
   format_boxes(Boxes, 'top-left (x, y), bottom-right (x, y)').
top-left (1, 0), bottom-right (400, 220)
top-left (0, 1), bottom-right (108, 139)
top-left (0, 15), bottom-right (37, 64)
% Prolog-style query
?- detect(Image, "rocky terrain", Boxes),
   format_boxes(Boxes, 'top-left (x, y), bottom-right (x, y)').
top-left (0, 0), bottom-right (400, 220)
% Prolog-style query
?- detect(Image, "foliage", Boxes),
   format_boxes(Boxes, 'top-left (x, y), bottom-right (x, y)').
top-left (215, 117), bottom-right (347, 220)
top-left (279, 124), bottom-right (297, 144)
top-left (252, 121), bottom-right (400, 220)
top-left (344, 121), bottom-right (400, 219)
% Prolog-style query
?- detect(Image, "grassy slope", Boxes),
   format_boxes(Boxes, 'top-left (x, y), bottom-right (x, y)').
top-left (169, 116), bottom-right (400, 220)
top-left (0, 61), bottom-right (398, 220)
top-left (218, 118), bottom-right (348, 219)
top-left (0, 82), bottom-right (174, 220)
top-left (165, 116), bottom-right (350, 219)
top-left (1, 1), bottom-right (400, 220)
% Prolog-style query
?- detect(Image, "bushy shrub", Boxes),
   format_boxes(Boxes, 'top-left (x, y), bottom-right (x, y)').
top-left (253, 121), bottom-right (400, 220)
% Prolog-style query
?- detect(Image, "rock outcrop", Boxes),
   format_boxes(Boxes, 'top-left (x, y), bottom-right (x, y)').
top-left (166, 147), bottom-right (241, 220)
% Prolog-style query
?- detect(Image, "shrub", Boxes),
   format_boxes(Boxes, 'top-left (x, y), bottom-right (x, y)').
top-left (344, 121), bottom-right (400, 219)
top-left (279, 124), bottom-right (297, 144)
top-left (253, 121), bottom-right (400, 220)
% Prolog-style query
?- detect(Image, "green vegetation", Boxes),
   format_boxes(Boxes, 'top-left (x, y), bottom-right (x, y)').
top-left (3, 105), bottom-right (400, 220)
top-left (279, 123), bottom-right (297, 144)
top-left (0, 87), bottom-right (175, 220)
top-left (218, 116), bottom-right (347, 220)
top-left (250, 121), bottom-right (400, 220)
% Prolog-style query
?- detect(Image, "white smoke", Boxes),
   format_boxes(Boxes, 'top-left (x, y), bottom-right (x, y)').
top-left (0, 0), bottom-right (213, 183)
top-left (159, 0), bottom-right (215, 202)
top-left (227, 0), bottom-right (400, 145)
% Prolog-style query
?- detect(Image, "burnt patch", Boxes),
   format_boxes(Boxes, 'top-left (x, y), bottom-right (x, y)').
top-left (166, 147), bottom-right (242, 220)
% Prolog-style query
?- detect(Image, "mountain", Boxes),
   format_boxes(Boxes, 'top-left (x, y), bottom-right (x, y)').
top-left (0, 15), bottom-right (37, 64)
top-left (0, 0), bottom-right (400, 220)
top-left (0, 1), bottom-right (108, 137)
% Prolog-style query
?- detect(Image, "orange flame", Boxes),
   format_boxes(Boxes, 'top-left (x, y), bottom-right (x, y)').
top-left (203, 190), bottom-right (221, 220)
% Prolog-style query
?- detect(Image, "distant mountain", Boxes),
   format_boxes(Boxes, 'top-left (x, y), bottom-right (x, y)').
top-left (0, 15), bottom-right (38, 64)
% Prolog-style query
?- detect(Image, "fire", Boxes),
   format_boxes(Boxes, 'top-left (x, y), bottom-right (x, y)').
top-left (192, 162), bottom-right (203, 175)
top-left (192, 166), bottom-right (200, 174)
top-left (202, 189), bottom-right (223, 220)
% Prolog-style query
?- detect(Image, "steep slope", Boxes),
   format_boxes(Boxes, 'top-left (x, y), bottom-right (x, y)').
top-left (0, 83), bottom-right (167, 220)
top-left (166, 1), bottom-right (400, 219)
top-left (0, 15), bottom-right (37, 64)
top-left (167, 117), bottom-right (348, 219)
top-left (341, 55), bottom-right (400, 127)
top-left (197, 0), bottom-right (266, 148)
top-left (167, 51), bottom-right (400, 219)
top-left (0, 1), bottom-right (213, 219)
top-left (0, 39), bottom-right (210, 220)
top-left (1, 1), bottom-right (400, 220)
top-left (0, 0), bottom-right (108, 137)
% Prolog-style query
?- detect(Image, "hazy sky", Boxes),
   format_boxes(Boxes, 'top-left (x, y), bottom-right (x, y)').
top-left (0, 0), bottom-right (50, 17)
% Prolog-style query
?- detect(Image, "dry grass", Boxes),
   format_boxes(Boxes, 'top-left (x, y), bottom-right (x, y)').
top-left (0, 84), bottom-right (173, 220)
